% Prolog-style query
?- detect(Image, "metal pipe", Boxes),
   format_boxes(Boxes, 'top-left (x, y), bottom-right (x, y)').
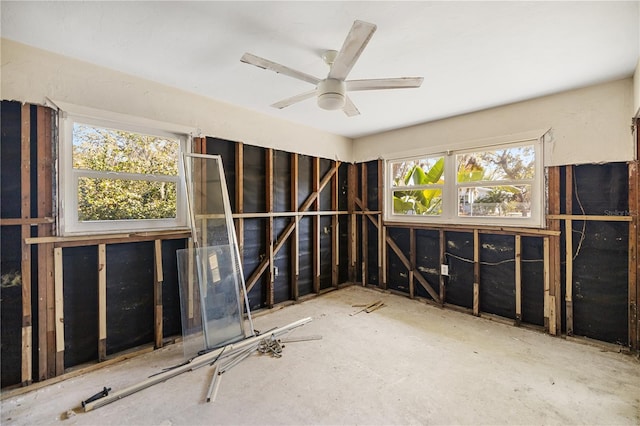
top-left (83, 317), bottom-right (312, 412)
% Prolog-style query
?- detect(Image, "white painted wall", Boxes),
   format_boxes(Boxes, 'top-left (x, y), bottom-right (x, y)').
top-left (353, 78), bottom-right (635, 166)
top-left (2, 38), bottom-right (635, 166)
top-left (0, 39), bottom-right (352, 161)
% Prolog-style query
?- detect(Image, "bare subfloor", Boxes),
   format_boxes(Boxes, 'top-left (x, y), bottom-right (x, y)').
top-left (2, 286), bottom-right (640, 425)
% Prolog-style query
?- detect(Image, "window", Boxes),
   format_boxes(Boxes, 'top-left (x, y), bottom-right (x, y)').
top-left (59, 109), bottom-right (190, 235)
top-left (386, 136), bottom-right (544, 228)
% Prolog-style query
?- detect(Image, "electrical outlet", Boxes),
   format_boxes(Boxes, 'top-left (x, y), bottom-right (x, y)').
top-left (440, 264), bottom-right (449, 276)
top-left (274, 266), bottom-right (279, 277)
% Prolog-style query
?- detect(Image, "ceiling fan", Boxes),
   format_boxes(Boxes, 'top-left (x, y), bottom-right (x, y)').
top-left (240, 20), bottom-right (424, 117)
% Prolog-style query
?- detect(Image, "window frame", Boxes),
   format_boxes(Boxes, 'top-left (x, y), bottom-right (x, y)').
top-left (384, 135), bottom-right (545, 228)
top-left (58, 106), bottom-right (192, 236)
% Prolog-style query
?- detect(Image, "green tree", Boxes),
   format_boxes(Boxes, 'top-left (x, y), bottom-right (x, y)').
top-left (73, 125), bottom-right (179, 221)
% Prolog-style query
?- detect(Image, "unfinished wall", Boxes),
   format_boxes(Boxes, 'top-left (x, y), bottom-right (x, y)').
top-left (0, 39), bottom-right (352, 162)
top-left (353, 78), bottom-right (635, 166)
top-left (0, 101), bottom-right (349, 389)
top-left (351, 158), bottom-right (638, 349)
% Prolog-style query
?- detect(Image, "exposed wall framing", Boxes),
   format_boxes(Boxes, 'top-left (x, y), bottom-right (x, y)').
top-left (2, 100), bottom-right (639, 391)
top-left (351, 155), bottom-right (638, 351)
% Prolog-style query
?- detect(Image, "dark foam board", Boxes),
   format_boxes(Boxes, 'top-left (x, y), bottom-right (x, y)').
top-left (62, 246), bottom-right (99, 368)
top-left (105, 242), bottom-right (154, 355)
top-left (414, 229), bottom-right (440, 300)
top-left (479, 234), bottom-right (516, 320)
top-left (444, 232), bottom-right (474, 309)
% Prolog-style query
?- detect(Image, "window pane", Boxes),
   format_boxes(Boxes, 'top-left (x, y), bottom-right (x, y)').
top-left (457, 185), bottom-right (531, 217)
top-left (73, 123), bottom-right (179, 176)
top-left (391, 156), bottom-right (444, 187)
top-left (78, 177), bottom-right (177, 221)
top-left (392, 189), bottom-right (442, 216)
top-left (457, 146), bottom-right (534, 183)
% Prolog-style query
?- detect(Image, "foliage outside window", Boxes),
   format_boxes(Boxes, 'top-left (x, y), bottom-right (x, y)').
top-left (60, 113), bottom-right (189, 235)
top-left (386, 139), bottom-right (543, 227)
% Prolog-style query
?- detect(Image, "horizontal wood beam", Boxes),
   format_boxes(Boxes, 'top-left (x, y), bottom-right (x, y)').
top-left (25, 231), bottom-right (191, 246)
top-left (547, 214), bottom-right (632, 222)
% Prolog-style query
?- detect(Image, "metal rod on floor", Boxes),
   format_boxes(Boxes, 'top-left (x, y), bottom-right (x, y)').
top-left (205, 363), bottom-right (222, 403)
top-left (83, 317), bottom-right (313, 412)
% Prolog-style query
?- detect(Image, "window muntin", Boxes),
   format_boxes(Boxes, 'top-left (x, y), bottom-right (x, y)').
top-left (60, 114), bottom-right (189, 235)
top-left (385, 139), bottom-right (543, 227)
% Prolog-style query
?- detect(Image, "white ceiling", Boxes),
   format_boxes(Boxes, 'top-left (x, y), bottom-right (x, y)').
top-left (2, 1), bottom-right (639, 139)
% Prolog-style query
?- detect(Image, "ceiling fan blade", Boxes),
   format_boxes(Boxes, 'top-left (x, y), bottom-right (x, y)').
top-left (271, 89), bottom-right (317, 109)
top-left (328, 20), bottom-right (377, 81)
top-left (241, 53), bottom-right (321, 85)
top-left (342, 96), bottom-right (360, 117)
top-left (347, 77), bottom-right (424, 91)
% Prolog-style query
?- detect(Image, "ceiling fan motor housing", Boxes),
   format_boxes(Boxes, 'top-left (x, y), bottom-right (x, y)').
top-left (317, 79), bottom-right (346, 110)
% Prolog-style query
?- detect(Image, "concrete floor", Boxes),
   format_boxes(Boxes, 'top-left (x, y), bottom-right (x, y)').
top-left (2, 285), bottom-right (639, 425)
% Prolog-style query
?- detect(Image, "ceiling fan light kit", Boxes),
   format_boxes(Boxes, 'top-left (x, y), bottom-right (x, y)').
top-left (317, 79), bottom-right (346, 110)
top-left (240, 20), bottom-right (423, 117)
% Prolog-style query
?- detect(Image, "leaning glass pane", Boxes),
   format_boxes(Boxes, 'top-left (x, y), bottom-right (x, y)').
top-left (392, 188), bottom-right (442, 216)
top-left (456, 145), bottom-right (535, 183)
top-left (181, 153), bottom-right (253, 358)
top-left (457, 185), bottom-right (531, 217)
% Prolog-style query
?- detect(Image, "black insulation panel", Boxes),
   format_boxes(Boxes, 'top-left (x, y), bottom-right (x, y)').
top-left (338, 215), bottom-right (349, 284)
top-left (366, 160), bottom-right (379, 211)
top-left (572, 163), bottom-right (628, 216)
top-left (274, 150), bottom-right (291, 213)
top-left (297, 217), bottom-right (313, 296)
top-left (62, 246), bottom-right (99, 368)
top-left (243, 218), bottom-right (265, 309)
top-left (571, 221), bottom-right (628, 344)
top-left (366, 220), bottom-right (379, 286)
top-left (1, 101), bottom-right (21, 219)
top-left (298, 155), bottom-right (313, 209)
top-left (319, 216), bottom-right (332, 289)
top-left (414, 229), bottom-right (440, 300)
top-left (445, 232), bottom-right (474, 309)
top-left (1, 226), bottom-right (21, 387)
top-left (273, 218), bottom-right (291, 303)
top-left (206, 138), bottom-right (237, 212)
top-left (105, 242), bottom-right (154, 355)
top-left (161, 239), bottom-right (186, 338)
top-left (243, 145), bottom-right (266, 213)
top-left (319, 159), bottom-right (332, 211)
top-left (387, 228), bottom-right (410, 293)
top-left (479, 234), bottom-right (516, 319)
top-left (338, 163), bottom-right (348, 212)
top-left (521, 237), bottom-right (544, 326)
